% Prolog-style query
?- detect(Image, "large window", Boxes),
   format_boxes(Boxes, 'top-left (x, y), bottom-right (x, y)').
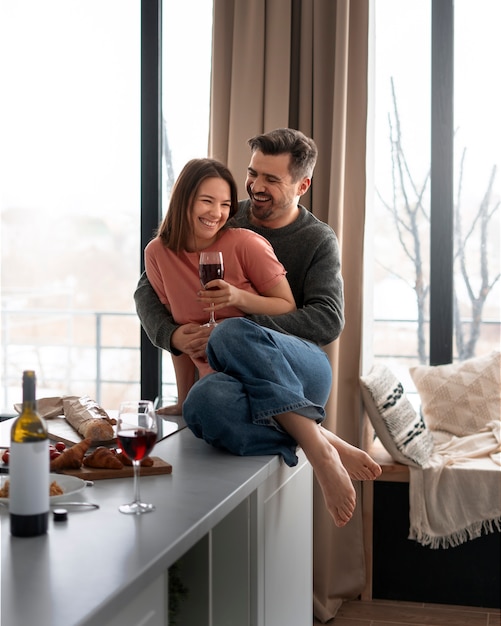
top-left (453, 0), bottom-right (500, 361)
top-left (0, 0), bottom-right (213, 414)
top-left (0, 0), bottom-right (141, 413)
top-left (160, 0), bottom-right (213, 406)
top-left (369, 0), bottom-right (500, 386)
top-left (139, 0), bottom-right (213, 405)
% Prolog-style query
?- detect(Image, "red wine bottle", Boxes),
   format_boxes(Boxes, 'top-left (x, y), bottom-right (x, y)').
top-left (10, 370), bottom-right (50, 537)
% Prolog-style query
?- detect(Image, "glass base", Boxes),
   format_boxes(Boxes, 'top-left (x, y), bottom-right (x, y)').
top-left (118, 501), bottom-right (155, 515)
top-left (200, 321), bottom-right (217, 327)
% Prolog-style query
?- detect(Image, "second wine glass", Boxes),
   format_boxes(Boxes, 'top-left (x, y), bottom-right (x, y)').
top-left (116, 400), bottom-right (158, 515)
top-left (199, 251), bottom-right (224, 327)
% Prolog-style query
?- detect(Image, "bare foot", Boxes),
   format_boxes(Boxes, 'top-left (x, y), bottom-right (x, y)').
top-left (311, 443), bottom-right (357, 527)
top-left (319, 426), bottom-right (382, 481)
top-left (156, 403), bottom-right (183, 416)
top-left (272, 412), bottom-right (359, 527)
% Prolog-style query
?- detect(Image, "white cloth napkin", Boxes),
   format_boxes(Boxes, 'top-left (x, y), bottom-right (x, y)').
top-left (408, 421), bottom-right (501, 548)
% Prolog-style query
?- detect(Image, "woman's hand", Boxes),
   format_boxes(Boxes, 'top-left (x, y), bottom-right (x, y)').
top-left (198, 277), bottom-right (296, 316)
top-left (197, 280), bottom-right (241, 311)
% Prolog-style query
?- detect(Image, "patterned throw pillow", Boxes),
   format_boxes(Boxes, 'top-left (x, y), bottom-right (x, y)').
top-left (409, 351), bottom-right (501, 437)
top-left (360, 364), bottom-right (434, 467)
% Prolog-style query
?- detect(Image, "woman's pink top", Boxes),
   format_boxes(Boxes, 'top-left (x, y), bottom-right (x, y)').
top-left (144, 228), bottom-right (287, 376)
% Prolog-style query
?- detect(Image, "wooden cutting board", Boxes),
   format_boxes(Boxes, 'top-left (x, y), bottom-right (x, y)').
top-left (1, 416), bottom-right (174, 479)
top-left (55, 456), bottom-right (172, 480)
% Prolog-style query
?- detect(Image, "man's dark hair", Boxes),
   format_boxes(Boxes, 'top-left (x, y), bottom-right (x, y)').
top-left (247, 128), bottom-right (318, 181)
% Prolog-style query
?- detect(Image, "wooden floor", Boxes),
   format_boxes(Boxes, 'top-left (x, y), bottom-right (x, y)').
top-left (313, 599), bottom-right (501, 626)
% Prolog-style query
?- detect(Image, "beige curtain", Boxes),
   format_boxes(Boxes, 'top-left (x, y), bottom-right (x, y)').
top-left (209, 0), bottom-right (369, 621)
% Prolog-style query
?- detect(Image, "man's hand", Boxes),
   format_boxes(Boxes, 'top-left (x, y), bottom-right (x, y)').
top-left (171, 323), bottom-right (212, 359)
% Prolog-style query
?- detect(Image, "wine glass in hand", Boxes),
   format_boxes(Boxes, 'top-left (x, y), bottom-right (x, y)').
top-left (117, 400), bottom-right (158, 515)
top-left (199, 251), bottom-right (224, 327)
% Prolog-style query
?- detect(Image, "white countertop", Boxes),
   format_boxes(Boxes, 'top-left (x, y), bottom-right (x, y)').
top-left (1, 426), bottom-right (285, 626)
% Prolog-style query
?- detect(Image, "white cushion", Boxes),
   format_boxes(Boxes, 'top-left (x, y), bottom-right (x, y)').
top-left (410, 351), bottom-right (501, 437)
top-left (360, 364), bottom-right (434, 467)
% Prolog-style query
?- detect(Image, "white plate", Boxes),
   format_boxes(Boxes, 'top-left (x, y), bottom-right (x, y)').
top-left (0, 473), bottom-right (86, 504)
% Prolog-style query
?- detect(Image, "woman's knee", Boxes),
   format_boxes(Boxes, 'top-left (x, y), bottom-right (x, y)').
top-left (184, 373), bottom-right (238, 422)
top-left (209, 318), bottom-right (257, 348)
top-left (207, 318), bottom-right (264, 369)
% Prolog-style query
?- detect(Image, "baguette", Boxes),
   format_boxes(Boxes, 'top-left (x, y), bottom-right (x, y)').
top-left (63, 396), bottom-right (115, 442)
top-left (78, 418), bottom-right (114, 442)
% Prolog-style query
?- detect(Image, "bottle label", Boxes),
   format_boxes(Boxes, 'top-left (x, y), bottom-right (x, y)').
top-left (9, 441), bottom-right (50, 515)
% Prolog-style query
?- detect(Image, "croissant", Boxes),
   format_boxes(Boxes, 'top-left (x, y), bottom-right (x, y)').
top-left (83, 447), bottom-right (123, 470)
top-left (116, 451), bottom-right (154, 467)
top-left (50, 438), bottom-right (91, 471)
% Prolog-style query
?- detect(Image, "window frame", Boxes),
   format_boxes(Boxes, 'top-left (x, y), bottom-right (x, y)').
top-left (140, 0), bottom-right (162, 401)
top-left (430, 0), bottom-right (454, 365)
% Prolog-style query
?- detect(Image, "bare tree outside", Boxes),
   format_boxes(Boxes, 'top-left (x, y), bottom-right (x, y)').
top-left (377, 78), bottom-right (500, 364)
top-left (162, 117), bottom-right (176, 202)
top-left (455, 155), bottom-right (500, 359)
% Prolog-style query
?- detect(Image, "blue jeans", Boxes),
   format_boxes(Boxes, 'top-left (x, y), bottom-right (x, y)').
top-left (183, 318), bottom-right (332, 466)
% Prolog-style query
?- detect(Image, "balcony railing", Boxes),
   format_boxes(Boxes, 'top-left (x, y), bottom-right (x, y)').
top-left (2, 307), bottom-right (498, 415)
top-left (1, 308), bottom-right (142, 415)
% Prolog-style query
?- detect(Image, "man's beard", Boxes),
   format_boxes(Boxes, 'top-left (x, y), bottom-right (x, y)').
top-left (250, 201), bottom-right (274, 221)
top-left (248, 187), bottom-right (274, 221)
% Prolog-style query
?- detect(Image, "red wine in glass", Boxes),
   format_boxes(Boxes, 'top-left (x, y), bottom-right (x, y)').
top-left (116, 400), bottom-right (158, 515)
top-left (199, 263), bottom-right (224, 288)
top-left (199, 251), bottom-right (224, 326)
top-left (117, 429), bottom-right (157, 462)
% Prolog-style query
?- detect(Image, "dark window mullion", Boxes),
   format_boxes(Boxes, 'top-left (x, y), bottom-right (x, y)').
top-left (140, 0), bottom-right (162, 401)
top-left (430, 0), bottom-right (454, 365)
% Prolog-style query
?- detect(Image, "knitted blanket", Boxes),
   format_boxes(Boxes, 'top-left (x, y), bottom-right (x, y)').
top-left (408, 420), bottom-right (501, 548)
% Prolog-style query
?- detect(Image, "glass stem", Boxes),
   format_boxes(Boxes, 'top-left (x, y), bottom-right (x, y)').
top-left (132, 460), bottom-right (141, 504)
top-left (209, 303), bottom-right (216, 325)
